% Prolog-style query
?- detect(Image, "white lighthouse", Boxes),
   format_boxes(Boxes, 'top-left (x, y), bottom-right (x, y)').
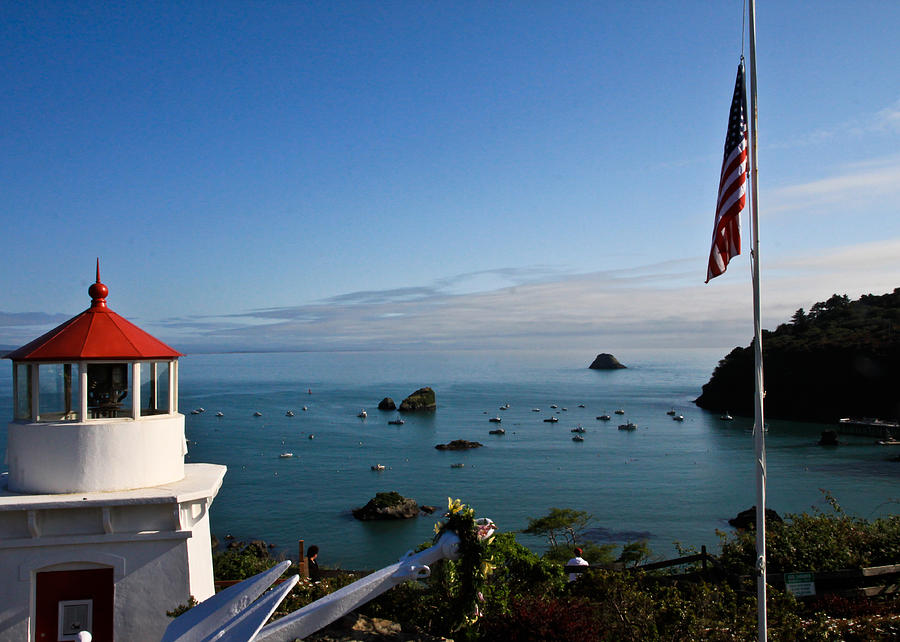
top-left (0, 265), bottom-right (226, 641)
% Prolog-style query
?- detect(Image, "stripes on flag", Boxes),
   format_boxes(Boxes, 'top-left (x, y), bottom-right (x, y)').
top-left (706, 61), bottom-right (748, 283)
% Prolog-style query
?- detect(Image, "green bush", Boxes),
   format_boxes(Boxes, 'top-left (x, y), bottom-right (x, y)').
top-left (719, 494), bottom-right (900, 575)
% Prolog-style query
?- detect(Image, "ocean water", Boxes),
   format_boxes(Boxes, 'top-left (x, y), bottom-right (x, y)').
top-left (2, 348), bottom-right (898, 570)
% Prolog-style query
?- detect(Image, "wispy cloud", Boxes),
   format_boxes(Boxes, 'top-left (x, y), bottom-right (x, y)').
top-left (767, 154), bottom-right (900, 214)
top-left (771, 97), bottom-right (900, 149)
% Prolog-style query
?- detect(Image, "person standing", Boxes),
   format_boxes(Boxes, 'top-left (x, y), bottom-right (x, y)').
top-left (307, 544), bottom-right (320, 580)
top-left (566, 547), bottom-right (589, 582)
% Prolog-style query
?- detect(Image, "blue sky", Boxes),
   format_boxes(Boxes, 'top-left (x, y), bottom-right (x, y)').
top-left (2, 2), bottom-right (898, 353)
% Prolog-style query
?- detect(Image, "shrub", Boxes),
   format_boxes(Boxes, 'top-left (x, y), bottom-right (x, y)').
top-left (478, 595), bottom-right (601, 641)
top-left (718, 493), bottom-right (900, 575)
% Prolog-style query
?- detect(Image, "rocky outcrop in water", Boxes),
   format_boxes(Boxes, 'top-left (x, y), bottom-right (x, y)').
top-left (435, 439), bottom-right (483, 451)
top-left (728, 506), bottom-right (783, 530)
top-left (399, 387), bottom-right (436, 412)
top-left (378, 397), bottom-right (396, 411)
top-left (352, 492), bottom-right (420, 521)
top-left (589, 353), bottom-right (627, 369)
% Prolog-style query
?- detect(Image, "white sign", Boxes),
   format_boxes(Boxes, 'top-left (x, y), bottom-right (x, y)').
top-left (784, 572), bottom-right (816, 597)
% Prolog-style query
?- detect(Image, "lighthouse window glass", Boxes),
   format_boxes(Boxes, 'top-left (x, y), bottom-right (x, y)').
top-left (87, 363), bottom-right (130, 418)
top-left (14, 363), bottom-right (32, 420)
top-left (141, 360), bottom-right (171, 416)
top-left (38, 363), bottom-right (78, 422)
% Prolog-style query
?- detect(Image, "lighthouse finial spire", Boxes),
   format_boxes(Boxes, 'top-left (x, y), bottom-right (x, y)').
top-left (89, 259), bottom-right (109, 308)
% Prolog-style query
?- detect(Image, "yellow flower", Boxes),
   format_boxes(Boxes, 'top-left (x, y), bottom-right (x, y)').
top-left (434, 522), bottom-right (443, 535)
top-left (448, 497), bottom-right (463, 514)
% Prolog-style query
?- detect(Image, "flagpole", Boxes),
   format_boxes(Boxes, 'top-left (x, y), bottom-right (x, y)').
top-left (747, 0), bottom-right (767, 640)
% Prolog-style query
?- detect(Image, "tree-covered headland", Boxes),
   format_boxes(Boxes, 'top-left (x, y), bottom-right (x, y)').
top-left (695, 288), bottom-right (900, 422)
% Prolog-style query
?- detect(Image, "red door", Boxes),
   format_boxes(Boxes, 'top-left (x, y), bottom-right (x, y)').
top-left (35, 568), bottom-right (114, 642)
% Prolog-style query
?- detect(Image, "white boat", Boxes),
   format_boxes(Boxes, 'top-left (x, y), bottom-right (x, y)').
top-left (388, 418), bottom-right (405, 425)
top-left (673, 414), bottom-right (685, 422)
top-left (614, 409), bottom-right (625, 415)
top-left (358, 410), bottom-right (367, 418)
top-left (216, 411), bottom-right (224, 417)
top-left (370, 464), bottom-right (385, 471)
top-left (720, 412), bottom-right (733, 421)
top-left (190, 409), bottom-right (201, 415)
top-left (286, 410), bottom-right (294, 417)
top-left (572, 435), bottom-right (584, 442)
top-left (450, 463), bottom-right (465, 468)
top-left (489, 416), bottom-right (502, 423)
top-left (550, 404), bottom-right (558, 409)
top-left (279, 452), bottom-right (294, 458)
top-left (253, 411), bottom-right (263, 417)
top-left (597, 414), bottom-right (611, 421)
top-left (532, 408), bottom-right (540, 412)
top-left (543, 417), bottom-right (559, 423)
top-left (571, 426), bottom-right (586, 433)
top-left (618, 422), bottom-right (637, 431)
top-left (489, 428), bottom-right (505, 435)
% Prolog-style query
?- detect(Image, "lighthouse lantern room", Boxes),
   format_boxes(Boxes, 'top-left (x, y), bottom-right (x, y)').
top-left (1, 265), bottom-right (226, 641)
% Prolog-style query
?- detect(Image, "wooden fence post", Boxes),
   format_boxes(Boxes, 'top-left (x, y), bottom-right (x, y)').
top-left (299, 539), bottom-right (308, 578)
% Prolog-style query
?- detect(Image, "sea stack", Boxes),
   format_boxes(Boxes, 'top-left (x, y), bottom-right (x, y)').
top-left (352, 492), bottom-right (420, 521)
top-left (589, 353), bottom-right (627, 369)
top-left (398, 387), bottom-right (437, 411)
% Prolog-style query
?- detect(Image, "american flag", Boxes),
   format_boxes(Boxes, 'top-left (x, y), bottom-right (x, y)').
top-left (706, 61), bottom-right (748, 282)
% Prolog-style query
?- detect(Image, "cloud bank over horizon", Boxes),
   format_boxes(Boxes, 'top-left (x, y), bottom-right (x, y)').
top-left (3, 240), bottom-right (897, 355)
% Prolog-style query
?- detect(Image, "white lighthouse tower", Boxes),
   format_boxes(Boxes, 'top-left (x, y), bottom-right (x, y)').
top-left (0, 265), bottom-right (226, 641)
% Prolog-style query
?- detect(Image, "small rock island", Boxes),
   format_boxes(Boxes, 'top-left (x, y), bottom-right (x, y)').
top-left (589, 353), bottom-right (627, 370)
top-left (435, 439), bottom-right (483, 450)
top-left (352, 491), bottom-right (420, 521)
top-left (399, 387), bottom-right (437, 411)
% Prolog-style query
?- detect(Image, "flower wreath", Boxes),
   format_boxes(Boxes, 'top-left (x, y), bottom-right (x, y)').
top-left (433, 498), bottom-right (496, 627)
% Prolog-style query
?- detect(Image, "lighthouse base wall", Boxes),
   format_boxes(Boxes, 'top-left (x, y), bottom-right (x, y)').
top-left (0, 464), bottom-right (225, 642)
top-left (7, 414), bottom-right (186, 493)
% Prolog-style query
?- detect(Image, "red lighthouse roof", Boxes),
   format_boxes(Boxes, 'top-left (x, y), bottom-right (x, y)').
top-left (4, 264), bottom-right (183, 362)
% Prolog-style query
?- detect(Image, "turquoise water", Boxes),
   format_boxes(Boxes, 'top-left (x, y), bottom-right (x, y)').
top-left (2, 348), bottom-right (898, 570)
